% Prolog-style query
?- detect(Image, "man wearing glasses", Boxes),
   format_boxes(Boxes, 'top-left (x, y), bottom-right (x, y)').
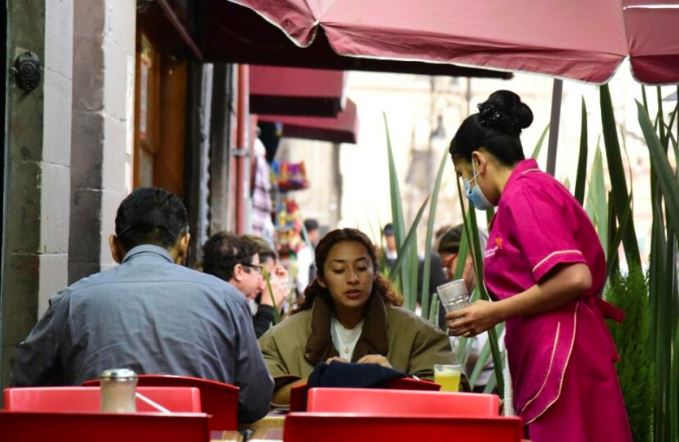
top-left (202, 232), bottom-right (274, 336)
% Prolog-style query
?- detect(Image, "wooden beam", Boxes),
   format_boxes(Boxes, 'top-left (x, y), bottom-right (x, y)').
top-left (155, 0), bottom-right (203, 61)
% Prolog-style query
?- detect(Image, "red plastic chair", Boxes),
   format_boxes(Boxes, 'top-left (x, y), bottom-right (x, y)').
top-left (283, 413), bottom-right (523, 442)
top-left (289, 377), bottom-right (440, 411)
top-left (3, 386), bottom-right (201, 412)
top-left (387, 377), bottom-right (440, 391)
top-left (307, 388), bottom-right (500, 416)
top-left (83, 374), bottom-right (239, 430)
top-left (0, 410), bottom-right (209, 442)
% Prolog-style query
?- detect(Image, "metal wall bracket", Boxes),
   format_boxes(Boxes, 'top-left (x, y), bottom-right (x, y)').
top-left (10, 52), bottom-right (41, 92)
top-left (231, 148), bottom-right (250, 157)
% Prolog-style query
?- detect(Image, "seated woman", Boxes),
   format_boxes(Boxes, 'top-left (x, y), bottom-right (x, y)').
top-left (258, 228), bottom-right (454, 404)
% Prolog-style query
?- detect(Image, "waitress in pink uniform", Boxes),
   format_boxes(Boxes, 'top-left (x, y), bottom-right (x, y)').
top-left (446, 90), bottom-right (631, 442)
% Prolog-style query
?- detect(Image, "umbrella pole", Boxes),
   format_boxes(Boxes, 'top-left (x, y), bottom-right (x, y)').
top-left (546, 79), bottom-right (563, 176)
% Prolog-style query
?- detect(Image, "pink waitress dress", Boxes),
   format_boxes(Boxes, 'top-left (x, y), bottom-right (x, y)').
top-left (483, 159), bottom-right (632, 442)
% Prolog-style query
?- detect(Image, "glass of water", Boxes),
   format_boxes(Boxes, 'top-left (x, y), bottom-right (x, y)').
top-left (436, 279), bottom-right (470, 313)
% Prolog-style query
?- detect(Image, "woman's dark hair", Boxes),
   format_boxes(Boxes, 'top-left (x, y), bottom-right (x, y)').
top-left (449, 90), bottom-right (533, 166)
top-left (202, 232), bottom-right (259, 281)
top-left (295, 228), bottom-right (403, 313)
top-left (115, 187), bottom-right (188, 251)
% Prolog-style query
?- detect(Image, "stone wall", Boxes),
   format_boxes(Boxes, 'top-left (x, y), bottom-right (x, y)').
top-left (69, 0), bottom-right (135, 283)
top-left (1, 0), bottom-right (73, 386)
top-left (1, 0), bottom-right (135, 389)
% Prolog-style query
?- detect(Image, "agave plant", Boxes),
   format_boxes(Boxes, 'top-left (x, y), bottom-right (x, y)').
top-left (596, 84), bottom-right (678, 442)
top-left (600, 85), bottom-right (642, 269)
top-left (382, 112), bottom-right (506, 397)
top-left (635, 86), bottom-right (679, 442)
top-left (382, 113), bottom-right (444, 322)
top-left (585, 142), bottom-right (608, 255)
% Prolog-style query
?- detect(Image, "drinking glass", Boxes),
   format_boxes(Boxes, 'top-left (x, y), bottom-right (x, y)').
top-left (434, 364), bottom-right (463, 392)
top-left (436, 279), bottom-right (470, 313)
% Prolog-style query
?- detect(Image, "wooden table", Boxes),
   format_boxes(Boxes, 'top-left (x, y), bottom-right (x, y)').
top-left (210, 412), bottom-right (531, 442)
top-left (210, 430), bottom-right (243, 442)
top-left (211, 413), bottom-right (285, 442)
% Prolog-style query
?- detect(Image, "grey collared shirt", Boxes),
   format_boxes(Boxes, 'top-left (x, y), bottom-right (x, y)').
top-left (10, 245), bottom-right (273, 423)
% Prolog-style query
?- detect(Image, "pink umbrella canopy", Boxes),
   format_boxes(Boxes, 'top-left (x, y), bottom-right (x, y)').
top-left (228, 0), bottom-right (679, 85)
top-left (624, 1), bottom-right (679, 84)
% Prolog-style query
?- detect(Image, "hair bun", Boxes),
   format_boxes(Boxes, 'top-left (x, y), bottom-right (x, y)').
top-left (477, 90), bottom-right (533, 135)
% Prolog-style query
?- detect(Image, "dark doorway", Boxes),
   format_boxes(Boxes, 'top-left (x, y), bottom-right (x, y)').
top-left (1, 0), bottom-right (8, 307)
top-left (0, 0), bottom-right (8, 395)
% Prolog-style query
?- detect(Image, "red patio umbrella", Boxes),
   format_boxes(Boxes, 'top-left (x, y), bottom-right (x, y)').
top-left (623, 1), bottom-right (679, 84)
top-left (227, 0), bottom-right (679, 85)
top-left (197, 0), bottom-right (512, 79)
top-left (227, 0), bottom-right (679, 176)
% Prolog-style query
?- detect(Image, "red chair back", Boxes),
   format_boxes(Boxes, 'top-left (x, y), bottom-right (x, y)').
top-left (307, 388), bottom-right (500, 416)
top-left (0, 411), bottom-right (209, 442)
top-left (283, 413), bottom-right (523, 442)
top-left (83, 374), bottom-right (239, 430)
top-left (289, 377), bottom-right (440, 411)
top-left (3, 386), bottom-right (201, 412)
top-left (387, 377), bottom-right (440, 391)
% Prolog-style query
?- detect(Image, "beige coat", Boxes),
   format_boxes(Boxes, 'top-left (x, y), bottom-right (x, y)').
top-left (258, 293), bottom-right (454, 386)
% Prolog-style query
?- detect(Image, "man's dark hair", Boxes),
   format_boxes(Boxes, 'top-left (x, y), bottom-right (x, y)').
top-left (303, 218), bottom-right (319, 232)
top-left (115, 187), bottom-right (188, 251)
top-left (202, 232), bottom-right (259, 281)
top-left (382, 223), bottom-right (394, 236)
top-left (437, 224), bottom-right (464, 254)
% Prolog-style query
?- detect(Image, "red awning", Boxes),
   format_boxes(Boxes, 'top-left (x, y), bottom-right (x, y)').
top-left (196, 0), bottom-right (512, 79)
top-left (623, 1), bottom-right (679, 84)
top-left (225, 0), bottom-right (679, 85)
top-left (250, 66), bottom-right (346, 117)
top-left (258, 99), bottom-right (358, 144)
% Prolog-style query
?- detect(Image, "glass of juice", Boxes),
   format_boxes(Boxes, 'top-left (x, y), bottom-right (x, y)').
top-left (434, 364), bottom-right (462, 392)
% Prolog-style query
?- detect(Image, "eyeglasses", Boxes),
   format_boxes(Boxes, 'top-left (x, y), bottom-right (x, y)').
top-left (242, 263), bottom-right (264, 274)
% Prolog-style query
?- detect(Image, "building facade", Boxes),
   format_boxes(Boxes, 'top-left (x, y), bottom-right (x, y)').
top-left (1, 0), bottom-right (249, 390)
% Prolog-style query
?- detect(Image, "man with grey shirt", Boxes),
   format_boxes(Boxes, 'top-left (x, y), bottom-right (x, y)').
top-left (10, 187), bottom-right (273, 423)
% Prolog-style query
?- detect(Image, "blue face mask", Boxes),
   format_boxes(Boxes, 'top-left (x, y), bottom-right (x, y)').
top-left (463, 162), bottom-right (494, 210)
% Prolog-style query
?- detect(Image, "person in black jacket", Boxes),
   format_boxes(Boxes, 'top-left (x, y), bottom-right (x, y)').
top-left (247, 235), bottom-right (290, 336)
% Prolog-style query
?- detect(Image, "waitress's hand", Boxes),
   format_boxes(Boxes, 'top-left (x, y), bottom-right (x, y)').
top-left (446, 300), bottom-right (500, 337)
top-left (357, 354), bottom-right (392, 368)
top-left (461, 255), bottom-right (477, 293)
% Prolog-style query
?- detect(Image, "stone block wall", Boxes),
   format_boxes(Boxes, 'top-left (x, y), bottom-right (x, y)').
top-left (1, 0), bottom-right (73, 387)
top-left (69, 0), bottom-right (135, 282)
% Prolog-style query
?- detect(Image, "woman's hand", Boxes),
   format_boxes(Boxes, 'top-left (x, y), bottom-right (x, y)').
top-left (357, 354), bottom-right (392, 368)
top-left (446, 300), bottom-right (501, 337)
top-left (326, 356), bottom-right (350, 364)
